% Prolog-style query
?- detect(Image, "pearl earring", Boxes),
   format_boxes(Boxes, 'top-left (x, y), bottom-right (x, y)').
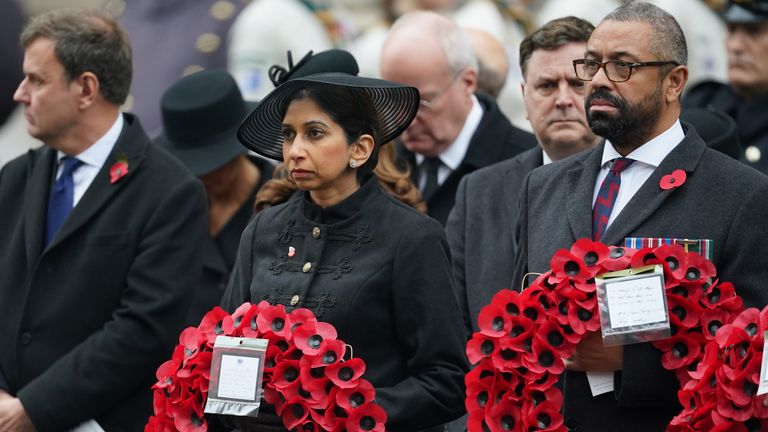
top-left (349, 160), bottom-right (358, 168)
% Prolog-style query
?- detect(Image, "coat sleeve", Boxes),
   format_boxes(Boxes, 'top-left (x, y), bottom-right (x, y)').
top-left (16, 176), bottom-right (207, 431)
top-left (512, 170), bottom-right (533, 291)
top-left (445, 175), bottom-right (473, 338)
top-left (374, 219), bottom-right (469, 431)
top-left (221, 213), bottom-right (261, 312)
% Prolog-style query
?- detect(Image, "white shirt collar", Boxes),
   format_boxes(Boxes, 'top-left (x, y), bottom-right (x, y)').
top-left (58, 113), bottom-right (123, 168)
top-left (600, 120), bottom-right (685, 169)
top-left (415, 95), bottom-right (484, 169)
top-left (542, 149), bottom-right (554, 165)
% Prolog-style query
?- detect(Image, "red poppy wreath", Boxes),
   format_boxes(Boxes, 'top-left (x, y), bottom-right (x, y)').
top-left (466, 239), bottom-right (768, 432)
top-left (146, 301), bottom-right (387, 432)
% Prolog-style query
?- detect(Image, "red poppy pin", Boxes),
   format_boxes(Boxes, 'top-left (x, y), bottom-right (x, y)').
top-left (660, 169), bottom-right (686, 190)
top-left (110, 157), bottom-right (129, 184)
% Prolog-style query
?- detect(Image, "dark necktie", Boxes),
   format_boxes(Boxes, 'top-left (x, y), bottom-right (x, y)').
top-left (45, 156), bottom-right (84, 246)
top-left (592, 157), bottom-right (634, 241)
top-left (421, 157), bottom-right (442, 202)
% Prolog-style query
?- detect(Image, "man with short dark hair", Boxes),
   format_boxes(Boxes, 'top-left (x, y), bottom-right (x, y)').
top-left (447, 16), bottom-right (599, 335)
top-left (514, 3), bottom-right (768, 430)
top-left (380, 11), bottom-right (536, 225)
top-left (684, 0), bottom-right (768, 173)
top-left (0, 9), bottom-right (206, 431)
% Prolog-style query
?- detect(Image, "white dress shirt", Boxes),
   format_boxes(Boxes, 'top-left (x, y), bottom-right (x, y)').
top-left (591, 120), bottom-right (685, 229)
top-left (415, 95), bottom-right (484, 189)
top-left (55, 113), bottom-right (123, 206)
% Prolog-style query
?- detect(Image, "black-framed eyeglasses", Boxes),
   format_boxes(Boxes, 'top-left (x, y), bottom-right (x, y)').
top-left (572, 59), bottom-right (680, 83)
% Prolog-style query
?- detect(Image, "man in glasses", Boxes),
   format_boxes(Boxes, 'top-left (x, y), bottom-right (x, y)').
top-left (513, 2), bottom-right (768, 431)
top-left (684, 0), bottom-right (768, 174)
top-left (380, 11), bottom-right (536, 225)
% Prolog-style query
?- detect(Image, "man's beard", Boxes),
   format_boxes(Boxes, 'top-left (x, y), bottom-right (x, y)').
top-left (585, 84), bottom-right (663, 152)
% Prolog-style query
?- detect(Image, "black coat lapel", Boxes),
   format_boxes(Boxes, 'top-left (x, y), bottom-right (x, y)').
top-left (24, 148), bottom-right (56, 270)
top-left (46, 114), bottom-right (150, 249)
top-left (602, 126), bottom-right (706, 245)
top-left (567, 143), bottom-right (605, 242)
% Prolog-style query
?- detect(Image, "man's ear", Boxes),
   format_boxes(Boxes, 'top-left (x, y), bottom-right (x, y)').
top-left (665, 65), bottom-right (688, 103)
top-left (75, 71), bottom-right (100, 110)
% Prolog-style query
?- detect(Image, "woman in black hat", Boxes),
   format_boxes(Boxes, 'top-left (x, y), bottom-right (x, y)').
top-left (222, 73), bottom-right (469, 431)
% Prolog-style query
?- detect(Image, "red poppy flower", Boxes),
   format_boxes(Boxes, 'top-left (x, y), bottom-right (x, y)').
top-left (467, 333), bottom-right (499, 365)
top-left (523, 400), bottom-right (564, 432)
top-left (109, 160), bottom-right (129, 184)
top-left (178, 327), bottom-right (202, 363)
top-left (667, 294), bottom-right (700, 330)
top-left (232, 302), bottom-right (260, 337)
top-left (310, 405), bottom-right (346, 432)
top-left (716, 386), bottom-right (754, 422)
top-left (466, 371), bottom-right (493, 416)
top-left (702, 282), bottom-right (744, 313)
top-left (486, 397), bottom-right (524, 432)
top-left (602, 245), bottom-right (635, 271)
top-left (273, 359), bottom-right (301, 389)
top-left (336, 379), bottom-right (376, 412)
top-left (732, 308), bottom-right (761, 342)
top-left (551, 249), bottom-right (591, 283)
top-left (490, 289), bottom-right (524, 318)
top-left (170, 396), bottom-right (207, 432)
top-left (197, 307), bottom-right (234, 346)
top-left (145, 415), bottom-right (176, 432)
top-left (526, 370), bottom-right (560, 392)
top-left (700, 308), bottom-right (731, 341)
top-left (629, 247), bottom-right (662, 268)
top-left (566, 302), bottom-right (599, 335)
top-left (655, 333), bottom-right (703, 370)
top-left (570, 238), bottom-right (609, 273)
top-left (467, 411), bottom-right (491, 432)
top-left (523, 335), bottom-right (564, 375)
top-left (257, 303), bottom-right (290, 338)
top-left (654, 244), bottom-right (690, 283)
top-left (518, 291), bottom-right (548, 324)
top-left (306, 339), bottom-right (346, 369)
top-left (660, 169), bottom-right (686, 190)
top-left (281, 397), bottom-right (310, 430)
top-left (345, 402), bottom-right (387, 432)
top-left (478, 303), bottom-right (511, 337)
top-left (287, 307), bottom-right (319, 332)
top-left (294, 321), bottom-right (338, 355)
top-left (720, 368), bottom-right (759, 408)
top-left (326, 358), bottom-right (365, 388)
top-left (680, 252), bottom-right (716, 284)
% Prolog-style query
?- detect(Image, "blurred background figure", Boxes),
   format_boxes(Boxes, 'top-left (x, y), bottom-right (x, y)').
top-left (464, 27), bottom-right (510, 98)
top-left (380, 10), bottom-right (536, 225)
top-left (154, 69), bottom-right (275, 326)
top-left (119, 0), bottom-right (247, 138)
top-left (684, 0), bottom-right (768, 173)
top-left (228, 0), bottom-right (340, 102)
top-left (0, 0), bottom-right (30, 168)
top-left (531, 0), bottom-right (619, 28)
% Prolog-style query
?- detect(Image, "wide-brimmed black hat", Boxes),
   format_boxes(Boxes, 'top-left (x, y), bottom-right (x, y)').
top-left (722, 0), bottom-right (768, 22)
top-left (155, 69), bottom-right (256, 176)
top-left (237, 73), bottom-right (419, 160)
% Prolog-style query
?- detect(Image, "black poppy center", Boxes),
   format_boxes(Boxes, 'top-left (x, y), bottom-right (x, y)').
top-left (322, 351), bottom-right (338, 364)
top-left (291, 404), bottom-right (305, 418)
top-left (214, 321), bottom-right (224, 335)
top-left (672, 342), bottom-right (688, 359)
top-left (360, 416), bottom-right (376, 431)
top-left (523, 307), bottom-right (538, 321)
top-left (577, 307), bottom-right (593, 321)
top-left (500, 415), bottom-right (516, 430)
top-left (510, 325), bottom-right (525, 337)
top-left (249, 316), bottom-right (258, 331)
top-left (609, 247), bottom-right (625, 258)
top-left (271, 317), bottom-right (285, 332)
top-left (665, 257), bottom-right (679, 270)
top-left (643, 253), bottom-right (657, 264)
top-left (558, 301), bottom-right (569, 315)
top-left (233, 316), bottom-right (243, 327)
top-left (500, 348), bottom-right (517, 360)
top-left (507, 303), bottom-right (520, 316)
top-left (310, 367), bottom-right (325, 378)
top-left (492, 316), bottom-right (505, 331)
top-left (707, 288), bottom-right (721, 304)
top-left (547, 331), bottom-right (564, 347)
top-left (477, 391), bottom-right (489, 407)
top-left (671, 286), bottom-right (687, 298)
top-left (276, 340), bottom-right (290, 352)
top-left (672, 305), bottom-right (687, 321)
top-left (537, 413), bottom-right (552, 429)
top-left (564, 260), bottom-right (580, 276)
top-left (531, 391), bottom-right (545, 406)
top-left (191, 411), bottom-right (204, 427)
top-left (746, 323), bottom-right (758, 337)
top-left (481, 340), bottom-right (495, 355)
top-left (707, 320), bottom-right (722, 336)
top-left (685, 267), bottom-right (700, 281)
top-left (743, 381), bottom-right (758, 397)
top-left (583, 251), bottom-right (598, 266)
top-left (350, 392), bottom-right (365, 408)
top-left (284, 366), bottom-right (299, 382)
top-left (308, 334), bottom-right (323, 349)
top-left (338, 366), bottom-right (354, 381)
top-left (538, 350), bottom-right (554, 367)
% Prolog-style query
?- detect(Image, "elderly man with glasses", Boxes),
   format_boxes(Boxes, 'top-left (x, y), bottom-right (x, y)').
top-left (513, 2), bottom-right (768, 431)
top-left (380, 10), bottom-right (536, 225)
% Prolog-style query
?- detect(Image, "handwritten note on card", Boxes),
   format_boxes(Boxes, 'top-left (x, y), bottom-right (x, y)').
top-left (217, 354), bottom-right (260, 400)
top-left (606, 276), bottom-right (666, 329)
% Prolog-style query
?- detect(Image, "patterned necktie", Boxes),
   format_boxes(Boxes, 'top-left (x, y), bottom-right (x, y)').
top-left (45, 156), bottom-right (84, 246)
top-left (592, 157), bottom-right (634, 241)
top-left (421, 157), bottom-right (442, 201)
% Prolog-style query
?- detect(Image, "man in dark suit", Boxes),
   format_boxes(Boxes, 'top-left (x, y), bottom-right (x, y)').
top-left (0, 10), bottom-right (206, 431)
top-left (514, 3), bottom-right (768, 431)
top-left (446, 16), bottom-right (600, 335)
top-left (379, 10), bottom-right (536, 225)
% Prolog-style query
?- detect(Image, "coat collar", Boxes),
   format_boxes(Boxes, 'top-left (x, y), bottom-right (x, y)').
top-left (31, 113), bottom-right (150, 256)
top-left (564, 122), bottom-right (707, 245)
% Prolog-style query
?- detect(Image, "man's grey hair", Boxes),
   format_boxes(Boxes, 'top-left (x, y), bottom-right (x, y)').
top-left (602, 1), bottom-right (688, 65)
top-left (389, 11), bottom-right (479, 77)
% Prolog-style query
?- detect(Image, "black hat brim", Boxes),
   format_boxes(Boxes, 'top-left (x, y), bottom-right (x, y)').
top-left (722, 3), bottom-right (768, 23)
top-left (237, 73), bottom-right (419, 161)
